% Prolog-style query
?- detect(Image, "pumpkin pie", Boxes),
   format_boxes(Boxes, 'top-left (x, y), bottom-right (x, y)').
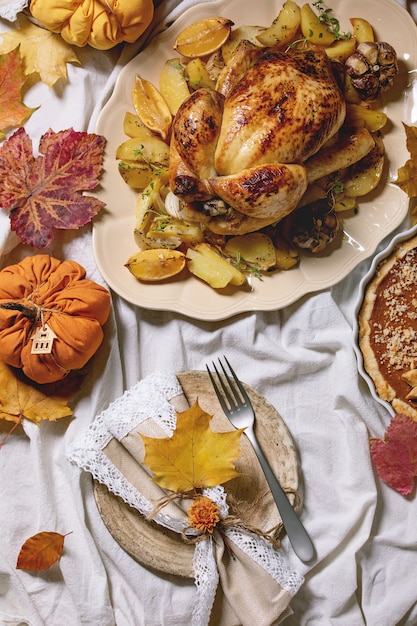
top-left (358, 233), bottom-right (417, 420)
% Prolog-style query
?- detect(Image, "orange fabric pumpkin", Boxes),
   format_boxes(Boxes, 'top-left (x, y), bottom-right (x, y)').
top-left (29, 0), bottom-right (154, 50)
top-left (0, 255), bottom-right (111, 384)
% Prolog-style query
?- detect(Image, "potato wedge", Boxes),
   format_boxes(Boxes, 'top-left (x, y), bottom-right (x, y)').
top-left (132, 75), bottom-right (172, 141)
top-left (185, 58), bottom-right (216, 90)
top-left (123, 112), bottom-right (153, 138)
top-left (272, 234), bottom-right (300, 270)
top-left (186, 243), bottom-right (246, 288)
top-left (300, 3), bottom-right (336, 46)
top-left (221, 25), bottom-right (264, 62)
top-left (125, 249), bottom-right (186, 282)
top-left (118, 161), bottom-right (161, 189)
top-left (325, 36), bottom-right (357, 62)
top-left (305, 127), bottom-right (375, 184)
top-left (332, 193), bottom-right (357, 212)
top-left (256, 0), bottom-right (301, 47)
top-left (159, 58), bottom-right (190, 115)
top-left (344, 135), bottom-right (385, 197)
top-left (135, 176), bottom-right (169, 235)
top-left (344, 74), bottom-right (362, 104)
top-left (174, 17), bottom-right (234, 58)
top-left (134, 230), bottom-right (181, 251)
top-left (349, 17), bottom-right (375, 44)
top-left (346, 103), bottom-right (388, 132)
top-left (116, 135), bottom-right (170, 166)
top-left (224, 233), bottom-right (276, 271)
top-left (147, 216), bottom-right (204, 245)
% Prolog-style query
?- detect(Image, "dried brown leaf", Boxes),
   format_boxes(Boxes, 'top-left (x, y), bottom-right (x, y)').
top-left (16, 531), bottom-right (70, 571)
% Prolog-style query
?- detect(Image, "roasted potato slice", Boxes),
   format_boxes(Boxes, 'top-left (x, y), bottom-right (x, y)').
top-left (116, 135), bottom-right (170, 165)
top-left (332, 194), bottom-right (357, 212)
top-left (186, 243), bottom-right (246, 288)
top-left (300, 3), bottom-right (336, 46)
top-left (256, 0), bottom-right (301, 47)
top-left (147, 216), bottom-right (204, 245)
top-left (344, 74), bottom-right (362, 104)
top-left (349, 17), bottom-right (375, 44)
top-left (159, 59), bottom-right (190, 115)
top-left (305, 127), bottom-right (375, 184)
top-left (272, 234), bottom-right (300, 270)
top-left (221, 25), bottom-right (264, 62)
top-left (118, 161), bottom-right (163, 189)
top-left (123, 112), bottom-right (153, 138)
top-left (346, 103), bottom-right (388, 132)
top-left (325, 37), bottom-right (357, 62)
top-left (185, 58), bottom-right (216, 90)
top-left (135, 176), bottom-right (169, 234)
top-left (224, 233), bottom-right (276, 271)
top-left (344, 135), bottom-right (385, 197)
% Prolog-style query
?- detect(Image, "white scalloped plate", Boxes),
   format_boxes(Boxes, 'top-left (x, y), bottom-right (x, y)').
top-left (352, 223), bottom-right (417, 416)
top-left (94, 0), bottom-right (417, 321)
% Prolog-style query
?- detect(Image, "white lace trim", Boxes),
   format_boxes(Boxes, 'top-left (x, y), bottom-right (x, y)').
top-left (67, 371), bottom-right (304, 626)
top-left (192, 539), bottom-right (219, 626)
top-left (100, 370), bottom-right (181, 440)
top-left (0, 0), bottom-right (28, 21)
top-left (66, 371), bottom-right (187, 534)
top-left (224, 528), bottom-right (304, 596)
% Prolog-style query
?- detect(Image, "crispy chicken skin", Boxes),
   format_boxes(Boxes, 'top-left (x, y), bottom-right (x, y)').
top-left (215, 45), bottom-right (346, 174)
top-left (169, 43), bottom-right (346, 227)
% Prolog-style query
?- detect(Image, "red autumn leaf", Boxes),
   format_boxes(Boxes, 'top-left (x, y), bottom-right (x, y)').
top-left (0, 47), bottom-right (37, 139)
top-left (370, 413), bottom-right (417, 495)
top-left (16, 531), bottom-right (70, 571)
top-left (0, 127), bottom-right (106, 248)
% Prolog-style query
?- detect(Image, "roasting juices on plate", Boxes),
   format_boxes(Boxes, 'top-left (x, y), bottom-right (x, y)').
top-left (118, 1), bottom-right (399, 290)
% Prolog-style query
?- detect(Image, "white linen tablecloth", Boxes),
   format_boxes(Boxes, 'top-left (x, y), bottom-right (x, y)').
top-left (1, 1), bottom-right (417, 625)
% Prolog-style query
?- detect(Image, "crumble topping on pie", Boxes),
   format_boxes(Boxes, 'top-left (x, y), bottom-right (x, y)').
top-left (358, 234), bottom-right (417, 419)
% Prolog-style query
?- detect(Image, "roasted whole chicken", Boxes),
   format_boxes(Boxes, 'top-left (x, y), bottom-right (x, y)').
top-left (169, 42), bottom-right (349, 234)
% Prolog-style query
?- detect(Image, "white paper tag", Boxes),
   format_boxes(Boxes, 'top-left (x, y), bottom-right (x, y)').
top-left (31, 323), bottom-right (57, 355)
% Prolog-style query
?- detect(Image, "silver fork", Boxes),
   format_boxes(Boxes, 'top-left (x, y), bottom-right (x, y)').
top-left (207, 356), bottom-right (315, 563)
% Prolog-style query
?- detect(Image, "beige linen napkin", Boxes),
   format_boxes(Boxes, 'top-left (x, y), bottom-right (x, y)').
top-left (103, 386), bottom-right (190, 523)
top-left (67, 370), bottom-right (303, 626)
top-left (210, 534), bottom-right (293, 626)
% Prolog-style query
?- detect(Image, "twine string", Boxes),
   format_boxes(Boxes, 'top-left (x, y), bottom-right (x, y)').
top-left (146, 488), bottom-right (303, 550)
top-left (0, 286), bottom-right (73, 374)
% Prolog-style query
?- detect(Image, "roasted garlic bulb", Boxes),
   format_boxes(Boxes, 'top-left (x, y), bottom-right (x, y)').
top-left (345, 41), bottom-right (399, 101)
top-left (281, 200), bottom-right (340, 254)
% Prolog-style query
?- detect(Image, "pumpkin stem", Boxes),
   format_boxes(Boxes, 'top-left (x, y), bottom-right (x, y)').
top-left (0, 302), bottom-right (38, 319)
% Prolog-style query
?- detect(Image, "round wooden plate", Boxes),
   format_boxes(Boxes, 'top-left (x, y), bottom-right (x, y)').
top-left (93, 371), bottom-right (299, 578)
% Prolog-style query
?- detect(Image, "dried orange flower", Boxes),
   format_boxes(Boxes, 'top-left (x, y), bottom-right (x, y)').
top-left (187, 496), bottom-right (220, 534)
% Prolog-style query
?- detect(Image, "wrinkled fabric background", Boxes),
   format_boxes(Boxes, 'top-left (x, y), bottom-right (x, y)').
top-left (1, 1), bottom-right (417, 624)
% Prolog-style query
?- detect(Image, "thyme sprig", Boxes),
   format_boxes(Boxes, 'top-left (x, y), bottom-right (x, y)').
top-left (312, 0), bottom-right (351, 40)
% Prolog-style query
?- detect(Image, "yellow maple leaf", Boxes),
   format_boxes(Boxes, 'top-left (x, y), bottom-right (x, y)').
top-left (0, 15), bottom-right (80, 87)
top-left (141, 401), bottom-right (243, 493)
top-left (0, 48), bottom-right (38, 138)
top-left (394, 123), bottom-right (417, 198)
top-left (0, 361), bottom-right (73, 433)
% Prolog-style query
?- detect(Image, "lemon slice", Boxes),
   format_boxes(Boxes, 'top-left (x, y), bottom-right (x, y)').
top-left (174, 17), bottom-right (234, 58)
top-left (125, 249), bottom-right (186, 282)
top-left (132, 75), bottom-right (172, 141)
